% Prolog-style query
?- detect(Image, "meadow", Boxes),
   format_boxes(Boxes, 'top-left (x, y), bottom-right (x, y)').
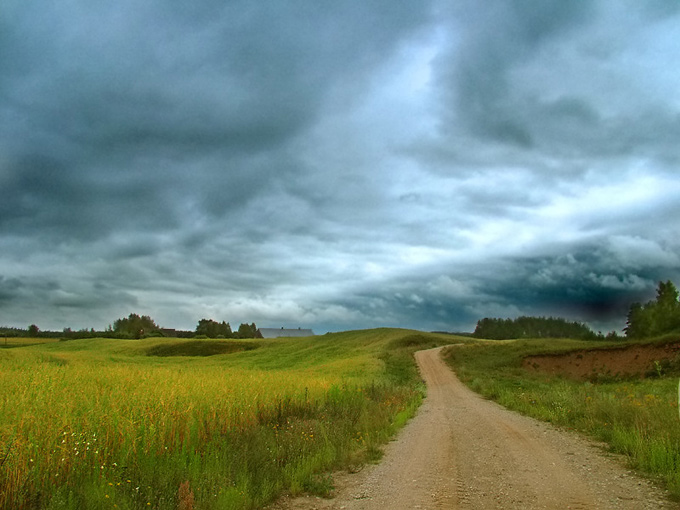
top-left (443, 335), bottom-right (680, 500)
top-left (0, 329), bottom-right (453, 510)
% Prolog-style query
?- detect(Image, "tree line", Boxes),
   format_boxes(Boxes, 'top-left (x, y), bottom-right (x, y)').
top-left (625, 280), bottom-right (680, 338)
top-left (194, 319), bottom-right (261, 339)
top-left (6, 280), bottom-right (680, 342)
top-left (111, 315), bottom-right (262, 339)
top-left (473, 280), bottom-right (680, 341)
top-left (2, 314), bottom-right (263, 340)
top-left (472, 316), bottom-right (598, 340)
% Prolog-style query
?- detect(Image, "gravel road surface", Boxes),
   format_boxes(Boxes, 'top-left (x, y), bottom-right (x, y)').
top-left (272, 346), bottom-right (676, 509)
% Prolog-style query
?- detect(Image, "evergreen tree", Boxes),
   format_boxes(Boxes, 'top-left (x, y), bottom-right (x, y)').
top-left (195, 319), bottom-right (232, 338)
top-left (113, 313), bottom-right (160, 339)
top-left (625, 281), bottom-right (680, 338)
top-left (235, 323), bottom-right (260, 338)
top-left (473, 315), bottom-right (595, 340)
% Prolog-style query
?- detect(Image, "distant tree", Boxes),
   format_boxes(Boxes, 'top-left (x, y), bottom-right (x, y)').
top-left (235, 323), bottom-right (260, 339)
top-left (195, 319), bottom-right (232, 338)
top-left (654, 280), bottom-right (680, 333)
top-left (605, 330), bottom-right (623, 341)
top-left (473, 316), bottom-right (596, 340)
top-left (0, 327), bottom-right (23, 338)
top-left (113, 313), bottom-right (160, 339)
top-left (236, 323), bottom-right (250, 339)
top-left (625, 280), bottom-right (680, 338)
top-left (27, 324), bottom-right (40, 337)
top-left (624, 303), bottom-right (649, 339)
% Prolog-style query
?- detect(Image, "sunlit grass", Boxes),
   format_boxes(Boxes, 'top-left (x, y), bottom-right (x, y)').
top-left (444, 337), bottom-right (680, 500)
top-left (0, 329), bottom-right (457, 509)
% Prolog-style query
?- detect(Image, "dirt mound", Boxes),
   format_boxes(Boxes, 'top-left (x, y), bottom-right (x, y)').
top-left (523, 341), bottom-right (680, 380)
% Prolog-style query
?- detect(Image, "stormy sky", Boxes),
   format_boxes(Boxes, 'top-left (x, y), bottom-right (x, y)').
top-left (2, 0), bottom-right (679, 334)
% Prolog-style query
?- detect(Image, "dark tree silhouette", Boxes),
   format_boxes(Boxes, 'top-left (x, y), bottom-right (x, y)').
top-left (473, 316), bottom-right (596, 340)
top-left (625, 281), bottom-right (680, 338)
top-left (113, 314), bottom-right (160, 339)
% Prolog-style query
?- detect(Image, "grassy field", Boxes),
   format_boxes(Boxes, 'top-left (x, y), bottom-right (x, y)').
top-left (0, 337), bottom-right (59, 348)
top-left (443, 336), bottom-right (680, 500)
top-left (0, 329), bottom-right (455, 509)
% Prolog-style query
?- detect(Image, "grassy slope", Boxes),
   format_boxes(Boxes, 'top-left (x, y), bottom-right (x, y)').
top-left (0, 329), bottom-right (458, 510)
top-left (443, 336), bottom-right (680, 500)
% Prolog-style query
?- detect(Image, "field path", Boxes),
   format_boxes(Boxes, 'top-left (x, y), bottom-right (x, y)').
top-left (272, 346), bottom-right (676, 509)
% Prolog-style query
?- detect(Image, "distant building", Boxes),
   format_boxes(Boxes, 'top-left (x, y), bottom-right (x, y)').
top-left (258, 327), bottom-right (315, 339)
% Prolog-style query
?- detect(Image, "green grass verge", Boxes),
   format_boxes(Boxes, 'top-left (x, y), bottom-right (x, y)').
top-left (443, 336), bottom-right (680, 500)
top-left (0, 329), bottom-right (457, 509)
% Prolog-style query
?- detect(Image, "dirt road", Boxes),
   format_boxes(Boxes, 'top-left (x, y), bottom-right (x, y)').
top-left (273, 346), bottom-right (676, 509)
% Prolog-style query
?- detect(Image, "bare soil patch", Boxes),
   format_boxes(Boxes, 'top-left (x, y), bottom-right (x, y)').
top-left (523, 342), bottom-right (680, 380)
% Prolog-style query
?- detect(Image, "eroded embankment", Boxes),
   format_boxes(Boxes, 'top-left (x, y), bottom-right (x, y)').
top-left (523, 341), bottom-right (680, 380)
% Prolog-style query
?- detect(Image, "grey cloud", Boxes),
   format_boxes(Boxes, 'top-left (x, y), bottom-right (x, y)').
top-left (0, 276), bottom-right (22, 304)
top-left (0, 267), bottom-right (142, 329)
top-left (335, 232), bottom-right (680, 333)
top-left (464, 240), bottom-right (678, 329)
top-left (443, 1), bottom-right (592, 145)
top-left (3, 1), bottom-right (431, 154)
top-left (431, 0), bottom-right (680, 170)
top-left (1, 1), bottom-right (679, 335)
top-left (1, 0), bottom-right (432, 244)
top-left (0, 152), bottom-right (184, 240)
top-left (597, 237), bottom-right (680, 274)
top-left (48, 283), bottom-right (138, 312)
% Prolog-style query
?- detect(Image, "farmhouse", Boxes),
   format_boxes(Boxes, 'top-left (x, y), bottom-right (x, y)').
top-left (258, 327), bottom-right (315, 339)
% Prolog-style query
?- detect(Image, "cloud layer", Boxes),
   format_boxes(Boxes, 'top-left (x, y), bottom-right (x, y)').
top-left (1, 0), bottom-right (679, 333)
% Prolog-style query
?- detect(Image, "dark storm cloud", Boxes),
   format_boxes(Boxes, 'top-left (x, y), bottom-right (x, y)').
top-left (0, 276), bottom-right (22, 304)
top-left (506, 249), bottom-right (678, 327)
top-left (0, 0), bottom-right (440, 330)
top-left (1, 0), bottom-right (431, 239)
top-left (339, 237), bottom-right (677, 334)
top-left (449, 1), bottom-right (592, 148)
top-left (429, 0), bottom-right (680, 172)
top-left (1, 0), bottom-right (679, 333)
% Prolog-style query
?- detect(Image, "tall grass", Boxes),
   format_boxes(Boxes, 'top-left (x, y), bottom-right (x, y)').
top-left (0, 329), bottom-right (455, 509)
top-left (444, 337), bottom-right (680, 499)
